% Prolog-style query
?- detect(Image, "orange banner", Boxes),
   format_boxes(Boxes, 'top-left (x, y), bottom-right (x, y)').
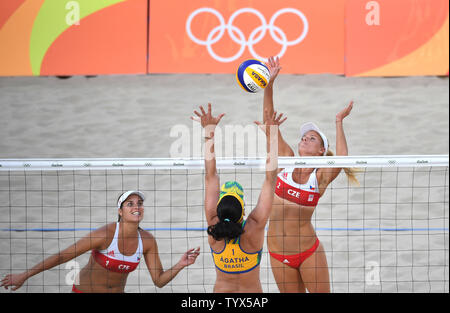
top-left (345, 0), bottom-right (449, 76)
top-left (148, 0), bottom-right (345, 74)
top-left (0, 0), bottom-right (148, 76)
top-left (2, 0), bottom-right (448, 76)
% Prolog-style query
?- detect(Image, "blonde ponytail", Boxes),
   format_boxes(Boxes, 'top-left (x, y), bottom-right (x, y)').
top-left (326, 149), bottom-right (360, 186)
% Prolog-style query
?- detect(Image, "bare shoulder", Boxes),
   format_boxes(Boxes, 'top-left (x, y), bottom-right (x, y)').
top-left (138, 228), bottom-right (155, 240)
top-left (241, 218), bottom-right (262, 233)
top-left (86, 222), bottom-right (114, 237)
top-left (99, 222), bottom-right (117, 236)
top-left (138, 228), bottom-right (157, 252)
top-left (316, 167), bottom-right (340, 195)
top-left (83, 222), bottom-right (116, 250)
top-left (240, 221), bottom-right (263, 252)
top-left (316, 168), bottom-right (325, 183)
top-left (316, 167), bottom-right (333, 184)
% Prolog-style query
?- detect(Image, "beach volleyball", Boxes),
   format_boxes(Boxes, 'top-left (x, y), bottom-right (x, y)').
top-left (236, 59), bottom-right (271, 93)
top-left (0, 0), bottom-right (448, 296)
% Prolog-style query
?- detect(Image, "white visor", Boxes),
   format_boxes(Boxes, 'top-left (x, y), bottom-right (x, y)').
top-left (117, 190), bottom-right (145, 209)
top-left (300, 122), bottom-right (329, 155)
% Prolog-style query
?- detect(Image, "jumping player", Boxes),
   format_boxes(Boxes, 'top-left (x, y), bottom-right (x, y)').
top-left (263, 56), bottom-right (357, 293)
top-left (191, 102), bottom-right (281, 292)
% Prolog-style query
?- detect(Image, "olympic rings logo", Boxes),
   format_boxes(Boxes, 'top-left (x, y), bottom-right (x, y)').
top-left (186, 7), bottom-right (309, 63)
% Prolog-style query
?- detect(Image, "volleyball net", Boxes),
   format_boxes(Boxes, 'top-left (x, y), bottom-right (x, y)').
top-left (0, 155), bottom-right (448, 293)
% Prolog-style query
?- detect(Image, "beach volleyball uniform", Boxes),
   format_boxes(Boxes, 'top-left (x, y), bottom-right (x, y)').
top-left (269, 238), bottom-right (320, 269)
top-left (72, 222), bottom-right (143, 293)
top-left (275, 168), bottom-right (321, 206)
top-left (92, 222), bottom-right (143, 273)
top-left (211, 221), bottom-right (262, 274)
top-left (270, 168), bottom-right (321, 268)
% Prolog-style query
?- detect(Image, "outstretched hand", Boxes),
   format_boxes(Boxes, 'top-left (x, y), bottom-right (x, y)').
top-left (255, 108), bottom-right (287, 128)
top-left (191, 103), bottom-right (225, 129)
top-left (255, 109), bottom-right (286, 136)
top-left (178, 247), bottom-right (200, 267)
top-left (267, 56), bottom-right (282, 83)
top-left (1, 272), bottom-right (27, 291)
top-left (336, 100), bottom-right (354, 123)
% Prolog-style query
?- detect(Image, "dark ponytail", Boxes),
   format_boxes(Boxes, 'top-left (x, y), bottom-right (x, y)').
top-left (207, 196), bottom-right (244, 241)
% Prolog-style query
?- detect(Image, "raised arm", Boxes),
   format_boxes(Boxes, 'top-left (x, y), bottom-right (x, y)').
top-left (191, 103), bottom-right (225, 226)
top-left (1, 225), bottom-right (108, 291)
top-left (249, 110), bottom-right (283, 230)
top-left (319, 101), bottom-right (354, 186)
top-left (264, 56), bottom-right (294, 157)
top-left (335, 101), bottom-right (353, 156)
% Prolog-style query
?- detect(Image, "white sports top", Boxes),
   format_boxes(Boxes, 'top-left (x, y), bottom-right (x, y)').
top-left (275, 168), bottom-right (321, 206)
top-left (92, 222), bottom-right (143, 273)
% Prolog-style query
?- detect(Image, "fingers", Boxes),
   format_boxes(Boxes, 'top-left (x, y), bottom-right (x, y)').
top-left (343, 100), bottom-right (354, 115)
top-left (260, 110), bottom-right (286, 127)
top-left (216, 113), bottom-right (225, 124)
top-left (268, 56), bottom-right (280, 67)
top-left (272, 111), bottom-right (287, 125)
top-left (1, 274), bottom-right (9, 283)
top-left (187, 247), bottom-right (200, 253)
top-left (193, 103), bottom-right (225, 122)
top-left (191, 109), bottom-right (202, 123)
top-left (268, 56), bottom-right (281, 73)
top-left (348, 101), bottom-right (354, 110)
top-left (186, 247), bottom-right (200, 265)
top-left (268, 57), bottom-right (274, 69)
top-left (199, 105), bottom-right (207, 116)
top-left (274, 112), bottom-right (282, 122)
top-left (187, 247), bottom-right (200, 255)
top-left (279, 116), bottom-right (288, 125)
top-left (270, 111), bottom-right (278, 125)
top-left (186, 248), bottom-right (194, 255)
top-left (1, 275), bottom-right (11, 289)
top-left (275, 112), bottom-right (287, 124)
top-left (336, 101), bottom-right (354, 122)
top-left (273, 56), bottom-right (279, 68)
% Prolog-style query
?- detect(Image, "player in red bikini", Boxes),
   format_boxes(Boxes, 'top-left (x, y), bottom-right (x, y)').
top-left (1, 191), bottom-right (200, 293)
top-left (264, 56), bottom-right (357, 293)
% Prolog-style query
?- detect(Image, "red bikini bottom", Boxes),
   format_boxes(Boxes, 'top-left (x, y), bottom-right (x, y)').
top-left (269, 238), bottom-right (320, 268)
top-left (72, 285), bottom-right (83, 293)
